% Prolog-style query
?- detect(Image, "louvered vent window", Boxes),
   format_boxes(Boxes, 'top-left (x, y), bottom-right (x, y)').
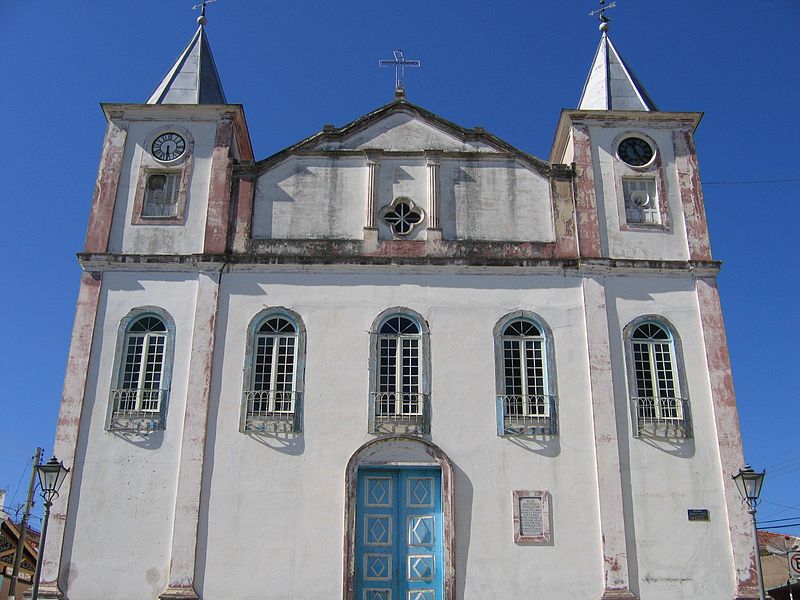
top-left (142, 173), bottom-right (180, 217)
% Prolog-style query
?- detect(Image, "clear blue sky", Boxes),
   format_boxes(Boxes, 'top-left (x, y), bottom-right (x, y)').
top-left (1, 1), bottom-right (798, 536)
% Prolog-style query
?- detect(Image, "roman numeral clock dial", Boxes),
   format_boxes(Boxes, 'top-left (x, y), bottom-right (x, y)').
top-left (152, 132), bottom-right (186, 161)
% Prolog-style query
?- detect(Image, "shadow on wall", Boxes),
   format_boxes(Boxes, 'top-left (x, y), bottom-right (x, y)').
top-left (453, 462), bottom-right (473, 600)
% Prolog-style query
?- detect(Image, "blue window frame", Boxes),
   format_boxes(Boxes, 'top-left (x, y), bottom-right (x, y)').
top-left (241, 308), bottom-right (306, 433)
top-left (107, 308), bottom-right (174, 432)
top-left (493, 312), bottom-right (558, 436)
top-left (369, 310), bottom-right (431, 435)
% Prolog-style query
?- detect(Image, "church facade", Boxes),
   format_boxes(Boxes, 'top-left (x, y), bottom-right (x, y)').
top-left (41, 14), bottom-right (761, 600)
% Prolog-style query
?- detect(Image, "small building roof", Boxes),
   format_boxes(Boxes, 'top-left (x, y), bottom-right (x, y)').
top-left (578, 33), bottom-right (657, 111)
top-left (147, 24), bottom-right (227, 105)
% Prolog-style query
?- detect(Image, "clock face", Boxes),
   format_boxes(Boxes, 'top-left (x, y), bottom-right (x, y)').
top-left (618, 137), bottom-right (654, 167)
top-left (151, 133), bottom-right (186, 162)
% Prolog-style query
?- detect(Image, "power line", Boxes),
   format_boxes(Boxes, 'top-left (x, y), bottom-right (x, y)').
top-left (703, 177), bottom-right (800, 185)
top-left (759, 517), bottom-right (800, 525)
top-left (759, 523), bottom-right (800, 530)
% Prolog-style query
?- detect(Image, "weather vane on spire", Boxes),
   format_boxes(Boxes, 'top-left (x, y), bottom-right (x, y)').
top-left (193, 0), bottom-right (217, 26)
top-left (589, 0), bottom-right (616, 32)
top-left (379, 50), bottom-right (421, 97)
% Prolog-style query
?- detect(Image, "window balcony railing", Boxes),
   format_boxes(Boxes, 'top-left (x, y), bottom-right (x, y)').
top-left (108, 388), bottom-right (166, 431)
top-left (631, 396), bottom-right (692, 439)
top-left (497, 394), bottom-right (558, 436)
top-left (371, 392), bottom-right (430, 435)
top-left (241, 390), bottom-right (301, 433)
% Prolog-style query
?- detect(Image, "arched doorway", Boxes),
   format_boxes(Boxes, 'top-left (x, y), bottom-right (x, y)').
top-left (343, 437), bottom-right (455, 600)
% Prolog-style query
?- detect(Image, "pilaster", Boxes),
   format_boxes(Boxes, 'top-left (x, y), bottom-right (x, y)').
top-left (674, 129), bottom-right (712, 261)
top-left (203, 119), bottom-right (234, 254)
top-left (572, 124), bottom-right (603, 258)
top-left (425, 152), bottom-right (441, 239)
top-left (85, 118), bottom-right (128, 253)
top-left (160, 265), bottom-right (223, 600)
top-left (582, 276), bottom-right (638, 600)
top-left (364, 152), bottom-right (381, 230)
top-left (37, 271), bottom-right (104, 599)
top-left (696, 277), bottom-right (761, 600)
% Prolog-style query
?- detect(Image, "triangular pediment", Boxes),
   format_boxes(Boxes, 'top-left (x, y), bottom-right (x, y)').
top-left (310, 108), bottom-right (500, 153)
top-left (257, 99), bottom-right (551, 175)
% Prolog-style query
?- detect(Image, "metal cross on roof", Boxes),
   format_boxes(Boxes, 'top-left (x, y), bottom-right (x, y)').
top-left (379, 49), bottom-right (421, 95)
top-left (193, 0), bottom-right (217, 23)
top-left (589, 0), bottom-right (616, 30)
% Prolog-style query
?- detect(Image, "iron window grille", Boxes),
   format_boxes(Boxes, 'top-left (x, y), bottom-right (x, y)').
top-left (109, 315), bottom-right (169, 431)
top-left (371, 315), bottom-right (429, 435)
top-left (242, 315), bottom-right (301, 433)
top-left (629, 322), bottom-right (691, 438)
top-left (497, 319), bottom-right (557, 436)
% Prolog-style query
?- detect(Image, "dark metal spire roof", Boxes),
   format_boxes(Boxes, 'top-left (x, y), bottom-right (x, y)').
top-left (147, 24), bottom-right (227, 105)
top-left (578, 33), bottom-right (657, 111)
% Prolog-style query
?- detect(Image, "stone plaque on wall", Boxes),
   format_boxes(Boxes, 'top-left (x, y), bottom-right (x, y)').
top-left (512, 490), bottom-right (551, 544)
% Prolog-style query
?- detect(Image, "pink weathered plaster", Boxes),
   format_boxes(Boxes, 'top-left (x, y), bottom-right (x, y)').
top-left (38, 271), bottom-right (103, 599)
top-left (84, 120), bottom-right (128, 253)
top-left (342, 437), bottom-right (456, 600)
top-left (696, 277), bottom-right (760, 600)
top-left (203, 120), bottom-right (234, 254)
top-left (582, 276), bottom-right (637, 600)
top-left (552, 175), bottom-right (580, 258)
top-left (674, 130), bottom-right (712, 261)
top-left (572, 124), bottom-right (603, 258)
top-left (160, 267), bottom-right (222, 600)
top-left (231, 175), bottom-right (255, 254)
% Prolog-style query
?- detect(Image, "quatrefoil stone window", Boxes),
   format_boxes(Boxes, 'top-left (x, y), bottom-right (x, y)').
top-left (381, 198), bottom-right (425, 236)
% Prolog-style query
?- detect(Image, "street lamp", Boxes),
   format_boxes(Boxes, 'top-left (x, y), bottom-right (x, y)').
top-left (733, 464), bottom-right (767, 600)
top-left (31, 456), bottom-right (69, 600)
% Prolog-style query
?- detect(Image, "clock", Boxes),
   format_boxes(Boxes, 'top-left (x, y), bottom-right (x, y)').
top-left (151, 132), bottom-right (186, 162)
top-left (618, 137), bottom-right (654, 167)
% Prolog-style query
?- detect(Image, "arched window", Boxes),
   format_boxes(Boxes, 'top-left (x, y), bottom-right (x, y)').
top-left (369, 311), bottom-right (430, 435)
top-left (494, 314), bottom-right (557, 436)
top-left (241, 310), bottom-right (306, 433)
top-left (108, 310), bottom-right (174, 431)
top-left (626, 319), bottom-right (691, 438)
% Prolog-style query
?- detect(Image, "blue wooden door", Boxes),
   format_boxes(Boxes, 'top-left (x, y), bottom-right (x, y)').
top-left (355, 467), bottom-right (443, 600)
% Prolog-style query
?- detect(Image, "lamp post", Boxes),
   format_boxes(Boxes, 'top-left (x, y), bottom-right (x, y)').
top-left (31, 456), bottom-right (69, 600)
top-left (733, 464), bottom-right (767, 600)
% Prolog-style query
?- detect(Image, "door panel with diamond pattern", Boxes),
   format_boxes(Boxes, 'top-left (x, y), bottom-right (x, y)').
top-left (356, 468), bottom-right (443, 600)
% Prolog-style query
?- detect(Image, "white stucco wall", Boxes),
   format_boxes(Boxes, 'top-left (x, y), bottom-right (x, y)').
top-left (63, 267), bottom-right (739, 600)
top-left (589, 125), bottom-right (691, 261)
top-left (199, 268), bottom-right (603, 599)
top-left (63, 272), bottom-right (198, 599)
top-left (107, 119), bottom-right (218, 255)
top-left (605, 276), bottom-right (735, 599)
top-left (252, 156), bottom-right (554, 243)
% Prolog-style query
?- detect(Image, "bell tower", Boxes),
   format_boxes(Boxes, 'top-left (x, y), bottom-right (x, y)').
top-left (550, 15), bottom-right (710, 263)
top-left (83, 7), bottom-right (253, 258)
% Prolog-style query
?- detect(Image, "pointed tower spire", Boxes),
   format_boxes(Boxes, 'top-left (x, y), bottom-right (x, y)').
top-left (578, 5), bottom-right (657, 112)
top-left (147, 6), bottom-right (227, 105)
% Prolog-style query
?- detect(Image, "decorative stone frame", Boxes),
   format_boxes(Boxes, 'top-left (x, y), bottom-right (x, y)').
top-left (622, 314), bottom-right (692, 439)
top-left (342, 437), bottom-right (456, 600)
top-left (239, 307), bottom-right (307, 434)
top-left (492, 310), bottom-right (559, 437)
top-left (379, 196), bottom-right (427, 238)
top-left (612, 131), bottom-right (671, 232)
top-left (512, 489), bottom-right (551, 544)
top-left (131, 125), bottom-right (195, 225)
top-left (368, 307), bottom-right (432, 435)
top-left (105, 306), bottom-right (175, 432)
